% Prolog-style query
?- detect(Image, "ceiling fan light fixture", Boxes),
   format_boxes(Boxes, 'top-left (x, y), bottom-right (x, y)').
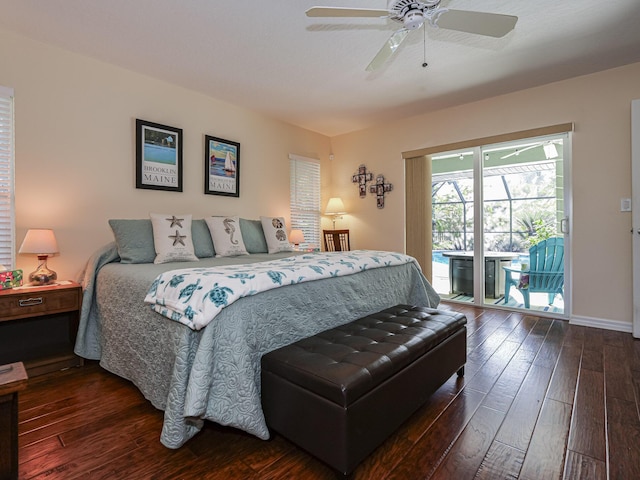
top-left (403, 10), bottom-right (425, 29)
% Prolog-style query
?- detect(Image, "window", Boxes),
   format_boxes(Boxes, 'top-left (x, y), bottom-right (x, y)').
top-left (0, 86), bottom-right (14, 268)
top-left (289, 154), bottom-right (320, 249)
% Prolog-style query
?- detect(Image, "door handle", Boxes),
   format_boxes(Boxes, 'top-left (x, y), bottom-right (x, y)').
top-left (560, 217), bottom-right (569, 234)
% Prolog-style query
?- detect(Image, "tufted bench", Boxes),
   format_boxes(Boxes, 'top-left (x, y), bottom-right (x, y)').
top-left (261, 304), bottom-right (467, 475)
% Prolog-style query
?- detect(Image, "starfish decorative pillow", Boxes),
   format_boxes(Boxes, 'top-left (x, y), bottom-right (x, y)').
top-left (150, 213), bottom-right (199, 264)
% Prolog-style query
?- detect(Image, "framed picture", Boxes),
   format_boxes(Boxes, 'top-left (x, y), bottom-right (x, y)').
top-left (204, 135), bottom-right (240, 197)
top-left (136, 119), bottom-right (183, 192)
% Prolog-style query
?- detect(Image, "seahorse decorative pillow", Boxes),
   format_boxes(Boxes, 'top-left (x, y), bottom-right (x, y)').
top-left (149, 213), bottom-right (199, 264)
top-left (205, 215), bottom-right (249, 257)
top-left (260, 216), bottom-right (293, 254)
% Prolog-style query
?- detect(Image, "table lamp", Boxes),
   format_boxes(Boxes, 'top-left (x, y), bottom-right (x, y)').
top-left (19, 229), bottom-right (59, 285)
top-left (325, 197), bottom-right (346, 229)
top-left (289, 229), bottom-right (305, 251)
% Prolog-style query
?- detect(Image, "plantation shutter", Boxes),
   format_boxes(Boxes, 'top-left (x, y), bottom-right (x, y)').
top-left (0, 86), bottom-right (14, 268)
top-left (289, 154), bottom-right (321, 249)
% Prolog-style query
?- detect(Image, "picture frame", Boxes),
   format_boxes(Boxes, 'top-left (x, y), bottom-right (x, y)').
top-left (204, 135), bottom-right (240, 197)
top-left (136, 119), bottom-right (183, 192)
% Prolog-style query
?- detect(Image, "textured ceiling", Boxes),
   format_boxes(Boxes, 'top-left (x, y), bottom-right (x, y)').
top-left (1, 0), bottom-right (640, 136)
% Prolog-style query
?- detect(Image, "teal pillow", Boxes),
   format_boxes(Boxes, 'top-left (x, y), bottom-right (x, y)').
top-left (109, 218), bottom-right (215, 263)
top-left (240, 218), bottom-right (268, 253)
top-left (192, 219), bottom-right (215, 258)
top-left (109, 219), bottom-right (155, 264)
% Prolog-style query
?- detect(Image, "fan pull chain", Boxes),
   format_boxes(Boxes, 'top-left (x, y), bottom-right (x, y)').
top-left (422, 24), bottom-right (428, 68)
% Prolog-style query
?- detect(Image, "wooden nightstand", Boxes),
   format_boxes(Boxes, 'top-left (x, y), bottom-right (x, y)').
top-left (0, 362), bottom-right (28, 480)
top-left (0, 282), bottom-right (83, 377)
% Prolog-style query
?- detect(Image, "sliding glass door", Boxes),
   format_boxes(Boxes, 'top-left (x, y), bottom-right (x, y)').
top-left (431, 133), bottom-right (569, 316)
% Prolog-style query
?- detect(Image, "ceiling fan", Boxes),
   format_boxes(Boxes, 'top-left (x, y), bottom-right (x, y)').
top-left (500, 140), bottom-right (562, 160)
top-left (306, 0), bottom-right (518, 71)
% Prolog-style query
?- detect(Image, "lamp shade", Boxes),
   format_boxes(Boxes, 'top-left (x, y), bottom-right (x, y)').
top-left (325, 197), bottom-right (346, 215)
top-left (19, 229), bottom-right (59, 255)
top-left (289, 229), bottom-right (305, 244)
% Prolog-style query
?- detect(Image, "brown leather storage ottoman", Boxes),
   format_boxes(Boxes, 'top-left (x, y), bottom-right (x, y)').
top-left (261, 305), bottom-right (467, 476)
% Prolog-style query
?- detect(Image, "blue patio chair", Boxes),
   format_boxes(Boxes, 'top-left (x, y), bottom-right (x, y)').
top-left (503, 237), bottom-right (564, 308)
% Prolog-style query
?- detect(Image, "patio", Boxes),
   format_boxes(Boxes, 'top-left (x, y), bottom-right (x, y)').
top-left (430, 134), bottom-right (566, 315)
top-left (432, 256), bottom-right (565, 314)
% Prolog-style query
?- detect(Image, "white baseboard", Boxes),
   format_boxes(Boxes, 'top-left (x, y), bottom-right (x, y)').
top-left (569, 314), bottom-right (633, 333)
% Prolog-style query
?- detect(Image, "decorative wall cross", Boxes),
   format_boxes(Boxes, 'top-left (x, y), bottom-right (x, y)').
top-left (352, 164), bottom-right (374, 198)
top-left (370, 174), bottom-right (393, 209)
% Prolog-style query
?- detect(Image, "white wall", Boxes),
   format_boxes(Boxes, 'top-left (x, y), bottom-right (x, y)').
top-left (0, 28), bottom-right (332, 280)
top-left (3, 25), bottom-right (639, 331)
top-left (330, 62), bottom-right (640, 330)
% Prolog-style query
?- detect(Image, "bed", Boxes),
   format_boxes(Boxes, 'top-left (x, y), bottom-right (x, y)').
top-left (75, 220), bottom-right (440, 449)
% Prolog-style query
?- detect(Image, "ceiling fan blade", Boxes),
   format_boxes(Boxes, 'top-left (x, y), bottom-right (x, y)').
top-left (306, 7), bottom-right (389, 18)
top-left (366, 28), bottom-right (410, 72)
top-left (500, 144), bottom-right (540, 160)
top-left (435, 10), bottom-right (517, 38)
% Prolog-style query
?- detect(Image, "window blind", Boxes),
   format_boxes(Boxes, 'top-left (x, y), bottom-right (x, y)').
top-left (289, 154), bottom-right (321, 249)
top-left (0, 86), bottom-right (15, 268)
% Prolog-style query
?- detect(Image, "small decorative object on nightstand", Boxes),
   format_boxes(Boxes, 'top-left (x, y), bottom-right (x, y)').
top-left (289, 229), bottom-right (305, 251)
top-left (0, 281), bottom-right (83, 376)
top-left (18, 229), bottom-right (59, 285)
top-left (0, 361), bottom-right (28, 480)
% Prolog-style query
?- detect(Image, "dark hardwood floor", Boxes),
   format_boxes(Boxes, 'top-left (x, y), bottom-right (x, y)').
top-left (17, 303), bottom-right (640, 479)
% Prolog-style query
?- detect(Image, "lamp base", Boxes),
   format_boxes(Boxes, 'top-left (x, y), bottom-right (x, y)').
top-left (29, 255), bottom-right (57, 285)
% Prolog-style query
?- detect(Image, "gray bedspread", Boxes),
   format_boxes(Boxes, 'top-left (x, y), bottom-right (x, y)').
top-left (75, 243), bottom-right (440, 448)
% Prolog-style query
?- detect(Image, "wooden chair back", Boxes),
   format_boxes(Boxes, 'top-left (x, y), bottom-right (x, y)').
top-left (323, 229), bottom-right (350, 252)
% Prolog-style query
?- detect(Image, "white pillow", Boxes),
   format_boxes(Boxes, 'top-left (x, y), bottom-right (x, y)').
top-left (205, 215), bottom-right (249, 257)
top-left (260, 216), bottom-right (294, 254)
top-left (149, 213), bottom-right (199, 264)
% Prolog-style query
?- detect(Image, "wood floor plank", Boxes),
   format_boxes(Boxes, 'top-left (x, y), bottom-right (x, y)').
top-left (15, 305), bottom-right (638, 479)
top-left (400, 374), bottom-right (466, 444)
top-left (462, 310), bottom-right (491, 336)
top-left (80, 436), bottom-right (204, 480)
top-left (581, 328), bottom-right (604, 373)
top-left (581, 347), bottom-right (603, 374)
top-left (546, 345), bottom-right (582, 404)
top-left (606, 396), bottom-right (640, 480)
top-left (385, 388), bottom-right (486, 479)
top-left (494, 364), bottom-right (554, 451)
top-left (17, 435), bottom-right (62, 467)
top-left (532, 319), bottom-right (566, 369)
top-left (20, 428), bottom-right (151, 479)
top-left (430, 406), bottom-right (505, 480)
top-left (520, 317), bottom-right (553, 354)
top-left (256, 446), bottom-right (335, 480)
top-left (503, 315), bottom-right (539, 344)
top-left (19, 383), bottom-right (146, 447)
top-left (474, 440), bottom-right (525, 480)
top-left (519, 398), bottom-right (572, 479)
top-left (561, 324), bottom-right (585, 348)
top-left (602, 329), bottom-right (628, 348)
top-left (466, 339), bottom-right (520, 394)
top-left (604, 344), bottom-right (636, 402)
top-left (563, 450), bottom-right (606, 480)
top-left (59, 402), bottom-right (164, 447)
top-left (351, 424), bottom-right (414, 480)
top-left (467, 324), bottom-right (517, 366)
top-left (482, 350), bottom-right (534, 413)
top-left (567, 368), bottom-right (606, 461)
